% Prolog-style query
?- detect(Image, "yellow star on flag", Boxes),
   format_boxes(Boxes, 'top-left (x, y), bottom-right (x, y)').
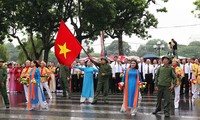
top-left (58, 42), bottom-right (71, 59)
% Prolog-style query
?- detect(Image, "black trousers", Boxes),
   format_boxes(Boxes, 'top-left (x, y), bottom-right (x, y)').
top-left (77, 74), bottom-right (84, 92)
top-left (93, 74), bottom-right (98, 92)
top-left (114, 73), bottom-right (121, 93)
top-left (140, 72), bottom-right (144, 82)
top-left (144, 73), bottom-right (154, 94)
top-left (71, 74), bottom-right (78, 92)
top-left (109, 74), bottom-right (114, 94)
top-left (180, 74), bottom-right (189, 95)
top-left (55, 76), bottom-right (61, 90)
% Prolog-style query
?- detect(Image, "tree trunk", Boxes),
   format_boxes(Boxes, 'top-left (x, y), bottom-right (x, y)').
top-left (118, 31), bottom-right (124, 55)
top-left (43, 48), bottom-right (50, 63)
top-left (76, 36), bottom-right (82, 59)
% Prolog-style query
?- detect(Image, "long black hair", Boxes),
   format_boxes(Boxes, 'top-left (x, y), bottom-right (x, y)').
top-left (33, 60), bottom-right (40, 68)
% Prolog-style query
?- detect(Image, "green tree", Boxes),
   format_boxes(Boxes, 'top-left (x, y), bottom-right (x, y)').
top-left (5, 43), bottom-right (19, 62)
top-left (178, 41), bottom-right (200, 58)
top-left (68, 0), bottom-right (116, 58)
top-left (193, 0), bottom-right (200, 18)
top-left (103, 0), bottom-right (168, 55)
top-left (105, 40), bottom-right (132, 56)
top-left (48, 51), bottom-right (58, 63)
top-left (137, 39), bottom-right (169, 57)
top-left (17, 37), bottom-right (43, 64)
top-left (0, 44), bottom-right (9, 61)
top-left (1, 0), bottom-right (73, 62)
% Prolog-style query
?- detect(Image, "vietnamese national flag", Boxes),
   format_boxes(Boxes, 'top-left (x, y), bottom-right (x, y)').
top-left (54, 20), bottom-right (82, 67)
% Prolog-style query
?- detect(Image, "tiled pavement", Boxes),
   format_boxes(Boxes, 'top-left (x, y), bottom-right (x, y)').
top-left (0, 92), bottom-right (199, 120)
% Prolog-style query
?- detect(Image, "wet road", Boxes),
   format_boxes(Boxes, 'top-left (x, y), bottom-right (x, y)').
top-left (0, 92), bottom-right (200, 120)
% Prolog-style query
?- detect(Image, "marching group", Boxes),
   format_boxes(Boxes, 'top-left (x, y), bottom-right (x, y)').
top-left (0, 55), bottom-right (200, 117)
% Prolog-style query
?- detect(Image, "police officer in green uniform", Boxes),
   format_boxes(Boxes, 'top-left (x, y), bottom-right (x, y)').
top-left (152, 56), bottom-right (176, 117)
top-left (0, 59), bottom-right (9, 108)
top-left (60, 64), bottom-right (71, 98)
top-left (91, 57), bottom-right (112, 104)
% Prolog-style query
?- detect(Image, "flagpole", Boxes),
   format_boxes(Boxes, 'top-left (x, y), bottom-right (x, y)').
top-left (81, 47), bottom-right (99, 69)
top-left (82, 47), bottom-right (91, 58)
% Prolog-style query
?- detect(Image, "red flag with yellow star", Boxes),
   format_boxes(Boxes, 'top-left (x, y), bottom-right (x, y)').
top-left (54, 20), bottom-right (82, 67)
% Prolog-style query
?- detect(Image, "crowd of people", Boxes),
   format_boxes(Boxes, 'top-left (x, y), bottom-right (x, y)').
top-left (0, 54), bottom-right (200, 118)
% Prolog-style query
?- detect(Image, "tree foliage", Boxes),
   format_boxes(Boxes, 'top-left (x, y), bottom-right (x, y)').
top-left (0, 0), bottom-right (170, 62)
top-left (48, 52), bottom-right (58, 63)
top-left (77, 0), bottom-right (169, 55)
top-left (193, 0), bottom-right (200, 18)
top-left (136, 39), bottom-right (169, 57)
top-left (104, 0), bottom-right (159, 55)
top-left (1, 0), bottom-right (73, 62)
top-left (178, 41), bottom-right (200, 58)
top-left (0, 44), bottom-right (9, 61)
top-left (17, 37), bottom-right (43, 64)
top-left (5, 43), bottom-right (19, 62)
top-left (105, 40), bottom-right (132, 56)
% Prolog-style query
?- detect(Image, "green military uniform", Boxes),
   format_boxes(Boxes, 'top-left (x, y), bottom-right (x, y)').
top-left (153, 56), bottom-right (176, 117)
top-left (60, 64), bottom-right (71, 98)
top-left (0, 59), bottom-right (9, 108)
top-left (92, 58), bottom-right (112, 104)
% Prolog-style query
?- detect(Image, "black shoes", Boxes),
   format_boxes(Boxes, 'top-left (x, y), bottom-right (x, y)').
top-left (67, 96), bottom-right (71, 99)
top-left (104, 101), bottom-right (109, 104)
top-left (165, 115), bottom-right (170, 118)
top-left (152, 111), bottom-right (157, 115)
top-left (6, 105), bottom-right (9, 109)
top-left (91, 100), bottom-right (97, 104)
top-left (152, 110), bottom-right (170, 118)
top-left (152, 109), bottom-right (161, 115)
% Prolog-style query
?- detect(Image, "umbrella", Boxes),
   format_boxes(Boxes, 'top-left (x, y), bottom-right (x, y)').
top-left (118, 55), bottom-right (126, 61)
top-left (107, 55), bottom-right (127, 62)
top-left (143, 54), bottom-right (159, 59)
top-left (160, 55), bottom-right (187, 59)
top-left (127, 56), bottom-right (140, 60)
top-left (79, 57), bottom-right (98, 61)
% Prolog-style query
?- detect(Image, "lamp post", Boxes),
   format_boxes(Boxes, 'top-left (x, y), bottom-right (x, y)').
top-left (153, 41), bottom-right (165, 57)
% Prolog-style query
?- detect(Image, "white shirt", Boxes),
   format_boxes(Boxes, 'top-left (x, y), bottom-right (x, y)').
top-left (138, 62), bottom-right (145, 73)
top-left (71, 67), bottom-right (78, 74)
top-left (154, 64), bottom-right (161, 76)
top-left (180, 64), bottom-right (191, 79)
top-left (180, 64), bottom-right (190, 74)
top-left (143, 64), bottom-right (154, 79)
top-left (110, 61), bottom-right (123, 77)
top-left (186, 62), bottom-right (193, 73)
top-left (122, 63), bottom-right (130, 72)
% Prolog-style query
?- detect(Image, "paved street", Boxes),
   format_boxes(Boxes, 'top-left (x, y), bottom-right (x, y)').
top-left (0, 92), bottom-right (199, 120)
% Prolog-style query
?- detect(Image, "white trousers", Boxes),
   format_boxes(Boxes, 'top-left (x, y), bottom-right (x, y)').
top-left (120, 91), bottom-right (141, 112)
top-left (6, 77), bottom-right (10, 92)
top-left (80, 96), bottom-right (93, 103)
top-left (40, 82), bottom-right (52, 99)
top-left (193, 84), bottom-right (200, 99)
top-left (50, 74), bottom-right (56, 92)
top-left (191, 83), bottom-right (195, 94)
top-left (23, 85), bottom-right (28, 102)
top-left (32, 86), bottom-right (48, 110)
top-left (174, 86), bottom-right (180, 108)
top-left (191, 75), bottom-right (196, 94)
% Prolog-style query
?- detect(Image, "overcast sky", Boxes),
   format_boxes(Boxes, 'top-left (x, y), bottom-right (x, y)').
top-left (9, 0), bottom-right (200, 53)
top-left (88, 0), bottom-right (200, 52)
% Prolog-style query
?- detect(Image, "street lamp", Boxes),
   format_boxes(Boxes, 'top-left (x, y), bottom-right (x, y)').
top-left (153, 41), bottom-right (165, 57)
